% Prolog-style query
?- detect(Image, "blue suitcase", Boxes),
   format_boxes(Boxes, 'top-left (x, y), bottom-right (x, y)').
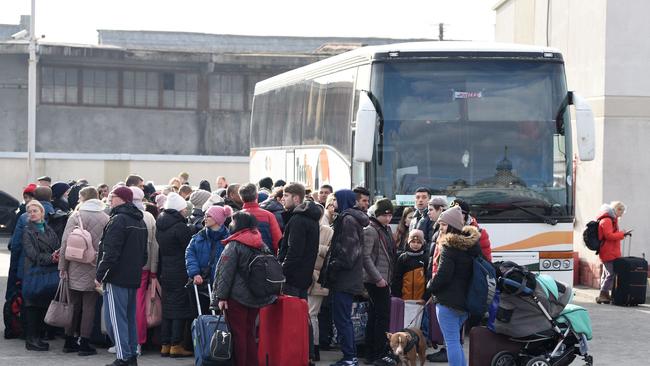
top-left (191, 284), bottom-right (231, 366)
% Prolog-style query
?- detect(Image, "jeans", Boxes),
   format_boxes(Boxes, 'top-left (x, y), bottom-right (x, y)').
top-left (436, 304), bottom-right (468, 366)
top-left (364, 283), bottom-right (391, 360)
top-left (600, 261), bottom-right (615, 292)
top-left (331, 290), bottom-right (356, 360)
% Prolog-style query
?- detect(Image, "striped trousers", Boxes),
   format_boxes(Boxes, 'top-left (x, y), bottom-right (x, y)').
top-left (104, 283), bottom-right (138, 361)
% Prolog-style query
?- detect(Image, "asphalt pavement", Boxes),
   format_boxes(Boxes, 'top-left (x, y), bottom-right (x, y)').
top-left (0, 233), bottom-right (648, 365)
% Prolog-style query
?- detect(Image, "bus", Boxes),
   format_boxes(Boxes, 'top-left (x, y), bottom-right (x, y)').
top-left (249, 42), bottom-right (595, 285)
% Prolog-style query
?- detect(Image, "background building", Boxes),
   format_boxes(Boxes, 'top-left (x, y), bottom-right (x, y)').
top-left (0, 16), bottom-right (429, 197)
top-left (495, 0), bottom-right (650, 286)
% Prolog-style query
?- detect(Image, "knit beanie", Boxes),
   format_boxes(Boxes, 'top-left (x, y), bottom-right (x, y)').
top-left (189, 189), bottom-right (212, 208)
top-left (23, 183), bottom-right (37, 195)
top-left (112, 186), bottom-right (134, 203)
top-left (205, 205), bottom-right (233, 226)
top-left (130, 187), bottom-right (145, 211)
top-left (51, 182), bottom-right (70, 199)
top-left (155, 194), bottom-right (167, 210)
top-left (202, 193), bottom-right (225, 211)
top-left (408, 229), bottom-right (425, 245)
top-left (372, 198), bottom-right (394, 217)
top-left (164, 192), bottom-right (187, 212)
top-left (438, 205), bottom-right (464, 231)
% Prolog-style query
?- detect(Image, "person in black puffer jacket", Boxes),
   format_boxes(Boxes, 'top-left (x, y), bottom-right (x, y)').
top-left (392, 229), bottom-right (427, 301)
top-left (155, 193), bottom-right (193, 358)
top-left (213, 212), bottom-right (275, 366)
top-left (425, 205), bottom-right (481, 366)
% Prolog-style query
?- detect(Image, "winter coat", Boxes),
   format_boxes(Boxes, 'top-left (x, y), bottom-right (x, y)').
top-left (309, 224), bottom-right (334, 297)
top-left (185, 226), bottom-right (230, 282)
top-left (326, 207), bottom-right (369, 295)
top-left (426, 225), bottom-right (482, 312)
top-left (597, 208), bottom-right (624, 262)
top-left (22, 221), bottom-right (60, 307)
top-left (9, 201), bottom-right (54, 282)
top-left (213, 228), bottom-right (276, 308)
top-left (142, 210), bottom-right (159, 274)
top-left (278, 201), bottom-right (321, 290)
top-left (470, 216), bottom-right (492, 261)
top-left (392, 249), bottom-right (427, 300)
top-left (409, 207), bottom-right (427, 232)
top-left (242, 201), bottom-right (282, 254)
top-left (96, 203), bottom-right (148, 288)
top-left (362, 218), bottom-right (396, 285)
top-left (156, 209), bottom-right (193, 320)
top-left (188, 208), bottom-right (205, 235)
top-left (58, 199), bottom-right (109, 291)
top-left (260, 198), bottom-right (285, 231)
top-left (416, 216), bottom-right (439, 249)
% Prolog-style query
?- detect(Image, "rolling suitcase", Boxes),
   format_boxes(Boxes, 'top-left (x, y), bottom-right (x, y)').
top-left (612, 256), bottom-right (648, 306)
top-left (191, 284), bottom-right (230, 366)
top-left (389, 297), bottom-right (424, 332)
top-left (258, 295), bottom-right (309, 366)
top-left (468, 326), bottom-right (520, 366)
top-left (389, 297), bottom-right (405, 332)
top-left (427, 302), bottom-right (464, 347)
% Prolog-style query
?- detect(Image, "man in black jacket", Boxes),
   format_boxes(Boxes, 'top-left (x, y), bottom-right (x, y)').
top-left (277, 182), bottom-right (320, 364)
top-left (96, 187), bottom-right (148, 366)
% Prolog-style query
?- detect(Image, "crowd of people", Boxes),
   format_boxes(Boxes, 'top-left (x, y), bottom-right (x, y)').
top-left (9, 172), bottom-right (622, 366)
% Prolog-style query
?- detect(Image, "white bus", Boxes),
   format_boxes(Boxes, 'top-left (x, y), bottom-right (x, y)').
top-left (249, 42), bottom-right (595, 285)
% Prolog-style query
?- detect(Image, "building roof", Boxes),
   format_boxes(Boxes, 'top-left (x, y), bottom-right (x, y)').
top-left (97, 30), bottom-right (433, 54)
top-left (0, 24), bottom-right (23, 41)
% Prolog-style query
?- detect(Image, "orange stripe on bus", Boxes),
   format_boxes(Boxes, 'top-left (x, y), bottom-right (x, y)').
top-left (493, 231), bottom-right (573, 251)
top-left (319, 149), bottom-right (330, 183)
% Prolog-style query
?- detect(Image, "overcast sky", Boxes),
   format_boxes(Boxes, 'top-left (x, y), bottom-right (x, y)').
top-left (1, 0), bottom-right (496, 44)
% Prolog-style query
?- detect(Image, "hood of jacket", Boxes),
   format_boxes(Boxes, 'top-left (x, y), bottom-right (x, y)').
top-left (335, 190), bottom-right (357, 213)
top-left (440, 225), bottom-right (481, 252)
top-left (223, 228), bottom-right (265, 249)
top-left (110, 202), bottom-right (144, 221)
top-left (260, 198), bottom-right (283, 212)
top-left (79, 199), bottom-right (105, 212)
top-left (291, 200), bottom-right (322, 221)
top-left (597, 204), bottom-right (616, 221)
top-left (344, 207), bottom-right (370, 227)
top-left (156, 209), bottom-right (186, 231)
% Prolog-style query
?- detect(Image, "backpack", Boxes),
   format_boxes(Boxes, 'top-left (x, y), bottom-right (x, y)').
top-left (64, 213), bottom-right (96, 264)
top-left (465, 255), bottom-right (497, 317)
top-left (583, 219), bottom-right (603, 254)
top-left (3, 288), bottom-right (23, 339)
top-left (247, 247), bottom-right (285, 298)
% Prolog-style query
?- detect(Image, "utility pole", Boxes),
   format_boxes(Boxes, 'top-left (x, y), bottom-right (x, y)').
top-left (438, 23), bottom-right (445, 41)
top-left (27, 0), bottom-right (37, 183)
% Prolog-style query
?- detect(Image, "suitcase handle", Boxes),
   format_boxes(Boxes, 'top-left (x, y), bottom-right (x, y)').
top-left (193, 283), bottom-right (215, 316)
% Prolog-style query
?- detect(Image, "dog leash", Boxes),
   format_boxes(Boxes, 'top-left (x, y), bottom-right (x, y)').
top-left (405, 298), bottom-right (433, 329)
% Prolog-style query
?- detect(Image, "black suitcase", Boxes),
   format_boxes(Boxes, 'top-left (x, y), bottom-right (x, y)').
top-left (612, 256), bottom-right (648, 306)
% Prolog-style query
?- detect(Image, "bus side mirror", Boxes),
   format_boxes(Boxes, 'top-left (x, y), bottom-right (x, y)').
top-left (353, 92), bottom-right (378, 163)
top-left (571, 92), bottom-right (595, 161)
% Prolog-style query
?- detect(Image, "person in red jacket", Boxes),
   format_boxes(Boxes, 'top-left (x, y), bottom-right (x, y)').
top-left (596, 201), bottom-right (631, 304)
top-left (450, 199), bottom-right (492, 261)
top-left (239, 183), bottom-right (282, 254)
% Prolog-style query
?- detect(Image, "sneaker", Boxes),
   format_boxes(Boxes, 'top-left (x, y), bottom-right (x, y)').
top-left (373, 356), bottom-right (397, 366)
top-left (136, 344), bottom-right (141, 356)
top-left (108, 346), bottom-right (116, 354)
top-left (330, 358), bottom-right (359, 366)
top-left (426, 348), bottom-right (448, 362)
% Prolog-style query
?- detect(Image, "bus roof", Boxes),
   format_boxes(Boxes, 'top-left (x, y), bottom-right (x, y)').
top-left (254, 41), bottom-right (562, 95)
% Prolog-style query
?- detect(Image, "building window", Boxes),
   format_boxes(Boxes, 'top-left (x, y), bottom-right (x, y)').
top-left (162, 72), bottom-right (198, 109)
top-left (41, 67), bottom-right (78, 104)
top-left (210, 73), bottom-right (244, 111)
top-left (82, 69), bottom-right (118, 105)
top-left (123, 71), bottom-right (159, 108)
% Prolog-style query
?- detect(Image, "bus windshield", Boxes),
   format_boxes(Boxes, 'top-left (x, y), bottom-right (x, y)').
top-left (371, 60), bottom-right (572, 222)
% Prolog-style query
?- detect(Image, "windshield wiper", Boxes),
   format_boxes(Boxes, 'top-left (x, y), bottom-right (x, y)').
top-left (510, 203), bottom-right (558, 226)
top-left (471, 202), bottom-right (558, 226)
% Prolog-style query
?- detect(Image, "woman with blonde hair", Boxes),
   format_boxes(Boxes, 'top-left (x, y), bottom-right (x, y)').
top-left (595, 201), bottom-right (631, 304)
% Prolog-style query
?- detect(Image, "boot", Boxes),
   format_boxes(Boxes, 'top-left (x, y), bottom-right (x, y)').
top-left (169, 344), bottom-right (193, 358)
top-left (314, 345), bottom-right (321, 361)
top-left (160, 344), bottom-right (171, 357)
top-left (78, 337), bottom-right (97, 356)
top-left (63, 336), bottom-right (80, 353)
top-left (426, 348), bottom-right (448, 362)
top-left (25, 337), bottom-right (49, 351)
top-left (596, 291), bottom-right (611, 304)
top-left (105, 359), bottom-right (130, 366)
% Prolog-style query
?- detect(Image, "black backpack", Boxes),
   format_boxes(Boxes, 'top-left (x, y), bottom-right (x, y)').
top-left (247, 247), bottom-right (285, 298)
top-left (583, 219), bottom-right (602, 254)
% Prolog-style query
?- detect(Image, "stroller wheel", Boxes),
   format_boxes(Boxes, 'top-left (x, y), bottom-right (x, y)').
top-left (525, 356), bottom-right (551, 366)
top-left (491, 351), bottom-right (518, 366)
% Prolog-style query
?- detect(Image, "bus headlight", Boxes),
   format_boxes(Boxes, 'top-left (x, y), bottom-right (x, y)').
top-left (563, 260), bottom-right (572, 269)
top-left (552, 260), bottom-right (561, 269)
top-left (542, 260), bottom-right (552, 269)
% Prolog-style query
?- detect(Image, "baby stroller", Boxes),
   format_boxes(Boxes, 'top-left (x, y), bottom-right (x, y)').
top-left (488, 262), bottom-right (594, 366)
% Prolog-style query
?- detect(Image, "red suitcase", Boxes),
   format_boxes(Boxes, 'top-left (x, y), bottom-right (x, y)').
top-left (258, 295), bottom-right (309, 366)
top-left (468, 326), bottom-right (521, 366)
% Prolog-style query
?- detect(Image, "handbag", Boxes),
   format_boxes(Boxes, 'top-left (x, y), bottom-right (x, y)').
top-left (44, 279), bottom-right (74, 328)
top-left (146, 278), bottom-right (162, 328)
top-left (209, 312), bottom-right (232, 362)
top-left (22, 264), bottom-right (60, 301)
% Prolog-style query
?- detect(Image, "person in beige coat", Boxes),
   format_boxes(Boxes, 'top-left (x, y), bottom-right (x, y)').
top-left (308, 206), bottom-right (334, 361)
top-left (59, 186), bottom-right (110, 356)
